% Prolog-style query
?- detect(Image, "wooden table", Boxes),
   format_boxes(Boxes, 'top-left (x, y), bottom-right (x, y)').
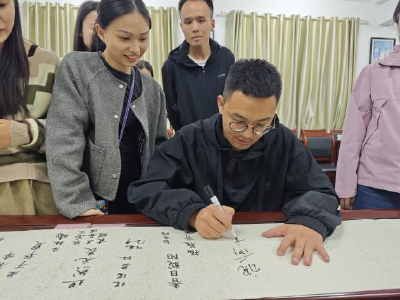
top-left (1, 210), bottom-right (400, 299)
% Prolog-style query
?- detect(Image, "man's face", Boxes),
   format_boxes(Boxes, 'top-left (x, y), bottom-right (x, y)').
top-left (180, 0), bottom-right (215, 48)
top-left (218, 91), bottom-right (277, 151)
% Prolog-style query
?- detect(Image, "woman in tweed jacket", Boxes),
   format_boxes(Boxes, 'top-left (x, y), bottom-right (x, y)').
top-left (46, 0), bottom-right (167, 218)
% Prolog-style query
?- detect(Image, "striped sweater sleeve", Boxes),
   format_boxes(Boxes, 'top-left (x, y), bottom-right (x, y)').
top-left (9, 50), bottom-right (60, 153)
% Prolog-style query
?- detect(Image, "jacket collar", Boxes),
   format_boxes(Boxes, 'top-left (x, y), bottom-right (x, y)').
top-left (168, 38), bottom-right (222, 67)
top-left (379, 45), bottom-right (400, 67)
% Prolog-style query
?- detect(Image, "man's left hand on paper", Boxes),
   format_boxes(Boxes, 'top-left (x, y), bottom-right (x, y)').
top-left (262, 224), bottom-right (329, 266)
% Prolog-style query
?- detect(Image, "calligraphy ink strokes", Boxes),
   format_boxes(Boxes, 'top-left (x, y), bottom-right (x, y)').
top-left (1, 222), bottom-right (400, 299)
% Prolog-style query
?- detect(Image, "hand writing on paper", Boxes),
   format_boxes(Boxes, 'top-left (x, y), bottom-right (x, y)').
top-left (0, 119), bottom-right (11, 149)
top-left (188, 204), bottom-right (235, 239)
top-left (78, 209), bottom-right (104, 217)
top-left (262, 224), bottom-right (329, 266)
top-left (340, 197), bottom-right (355, 210)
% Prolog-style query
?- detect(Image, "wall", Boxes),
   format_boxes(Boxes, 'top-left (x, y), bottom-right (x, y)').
top-left (26, 0), bottom-right (399, 75)
top-left (211, 0), bottom-right (399, 75)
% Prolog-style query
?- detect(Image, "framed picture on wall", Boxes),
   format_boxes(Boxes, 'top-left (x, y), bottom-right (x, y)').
top-left (369, 37), bottom-right (396, 63)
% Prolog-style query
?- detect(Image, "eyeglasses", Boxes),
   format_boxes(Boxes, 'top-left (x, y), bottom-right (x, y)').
top-left (226, 115), bottom-right (276, 136)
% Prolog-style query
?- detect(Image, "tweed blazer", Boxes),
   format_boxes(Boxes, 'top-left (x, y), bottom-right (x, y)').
top-left (46, 51), bottom-right (167, 219)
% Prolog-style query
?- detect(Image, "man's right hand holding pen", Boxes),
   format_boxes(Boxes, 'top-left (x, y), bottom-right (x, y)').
top-left (188, 205), bottom-right (235, 239)
top-left (188, 185), bottom-right (328, 266)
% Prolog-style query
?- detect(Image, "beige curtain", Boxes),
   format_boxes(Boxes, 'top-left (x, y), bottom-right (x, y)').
top-left (20, 2), bottom-right (178, 84)
top-left (226, 11), bottom-right (359, 130)
top-left (21, 1), bottom-right (78, 58)
top-left (142, 7), bottom-right (178, 84)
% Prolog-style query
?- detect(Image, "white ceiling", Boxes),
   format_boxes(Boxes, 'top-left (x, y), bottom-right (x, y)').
top-left (341, 0), bottom-right (390, 3)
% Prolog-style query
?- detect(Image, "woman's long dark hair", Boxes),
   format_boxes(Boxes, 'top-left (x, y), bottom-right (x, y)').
top-left (73, 1), bottom-right (99, 51)
top-left (91, 0), bottom-right (151, 52)
top-left (0, 0), bottom-right (29, 118)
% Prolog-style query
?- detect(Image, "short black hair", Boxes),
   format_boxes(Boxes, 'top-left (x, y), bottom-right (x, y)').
top-left (178, 0), bottom-right (214, 19)
top-left (137, 60), bottom-right (154, 77)
top-left (393, 0), bottom-right (400, 24)
top-left (223, 59), bottom-right (282, 103)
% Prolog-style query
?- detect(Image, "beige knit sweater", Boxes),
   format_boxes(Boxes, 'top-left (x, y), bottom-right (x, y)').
top-left (0, 48), bottom-right (60, 183)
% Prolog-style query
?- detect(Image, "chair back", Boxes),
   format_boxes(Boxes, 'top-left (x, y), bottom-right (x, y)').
top-left (290, 129), bottom-right (298, 138)
top-left (330, 129), bottom-right (343, 164)
top-left (302, 132), bottom-right (335, 165)
top-left (330, 129), bottom-right (343, 141)
top-left (301, 129), bottom-right (326, 142)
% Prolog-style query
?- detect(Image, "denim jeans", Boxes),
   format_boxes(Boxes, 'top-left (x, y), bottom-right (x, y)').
top-left (353, 185), bottom-right (400, 209)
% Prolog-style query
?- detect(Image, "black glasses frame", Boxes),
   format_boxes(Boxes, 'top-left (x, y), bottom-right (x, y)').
top-left (227, 115), bottom-right (276, 136)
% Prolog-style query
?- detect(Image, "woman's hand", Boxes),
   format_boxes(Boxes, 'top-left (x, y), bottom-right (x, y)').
top-left (340, 197), bottom-right (355, 210)
top-left (79, 209), bottom-right (104, 217)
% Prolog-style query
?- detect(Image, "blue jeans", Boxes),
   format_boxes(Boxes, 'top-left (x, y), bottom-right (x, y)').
top-left (353, 185), bottom-right (400, 209)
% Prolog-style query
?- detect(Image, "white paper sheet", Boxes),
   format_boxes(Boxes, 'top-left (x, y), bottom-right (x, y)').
top-left (0, 219), bottom-right (399, 300)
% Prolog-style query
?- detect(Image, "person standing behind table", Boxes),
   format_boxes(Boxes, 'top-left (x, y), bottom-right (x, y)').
top-left (336, 0), bottom-right (400, 210)
top-left (162, 0), bottom-right (235, 131)
top-left (0, 0), bottom-right (60, 215)
top-left (73, 1), bottom-right (99, 51)
top-left (129, 59), bottom-right (341, 266)
top-left (46, 0), bottom-right (167, 218)
top-left (137, 60), bottom-right (175, 138)
top-left (136, 60), bottom-right (153, 77)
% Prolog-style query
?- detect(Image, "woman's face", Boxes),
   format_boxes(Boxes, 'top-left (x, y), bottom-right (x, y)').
top-left (0, 0), bottom-right (16, 51)
top-left (96, 11), bottom-right (150, 74)
top-left (81, 10), bottom-right (97, 50)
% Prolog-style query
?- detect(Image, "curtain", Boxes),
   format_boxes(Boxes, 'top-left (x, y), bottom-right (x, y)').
top-left (226, 11), bottom-right (359, 131)
top-left (21, 2), bottom-right (78, 59)
top-left (20, 2), bottom-right (178, 84)
top-left (142, 6), bottom-right (178, 84)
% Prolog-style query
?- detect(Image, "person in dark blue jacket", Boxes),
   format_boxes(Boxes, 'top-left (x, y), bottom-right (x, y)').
top-left (129, 59), bottom-right (342, 266)
top-left (162, 0), bottom-right (235, 130)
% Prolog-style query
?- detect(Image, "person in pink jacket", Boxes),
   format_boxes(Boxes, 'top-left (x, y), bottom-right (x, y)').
top-left (336, 0), bottom-right (400, 210)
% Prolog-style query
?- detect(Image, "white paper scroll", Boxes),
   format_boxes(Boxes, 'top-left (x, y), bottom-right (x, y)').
top-left (1, 219), bottom-right (400, 299)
